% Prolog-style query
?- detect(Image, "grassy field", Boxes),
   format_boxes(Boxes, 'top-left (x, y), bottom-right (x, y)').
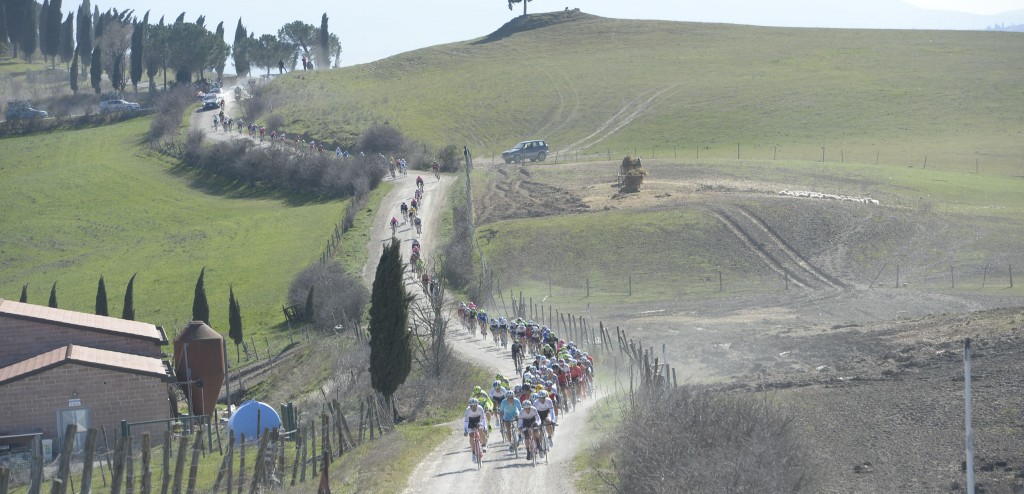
top-left (257, 11), bottom-right (1024, 175)
top-left (0, 118), bottom-right (347, 346)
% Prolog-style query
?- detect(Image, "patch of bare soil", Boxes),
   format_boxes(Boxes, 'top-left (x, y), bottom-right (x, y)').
top-left (474, 159), bottom-right (1024, 492)
top-left (475, 165), bottom-right (589, 224)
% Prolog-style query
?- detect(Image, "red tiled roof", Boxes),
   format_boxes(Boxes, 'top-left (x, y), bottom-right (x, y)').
top-left (0, 299), bottom-right (166, 343)
top-left (0, 344), bottom-right (169, 385)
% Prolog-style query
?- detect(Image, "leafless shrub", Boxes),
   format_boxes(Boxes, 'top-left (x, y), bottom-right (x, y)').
top-left (265, 114), bottom-right (284, 133)
top-left (176, 139), bottom-right (385, 200)
top-left (441, 204), bottom-right (475, 291)
top-left (343, 193), bottom-right (370, 233)
top-left (436, 144), bottom-right (463, 172)
top-left (148, 86), bottom-right (195, 144)
top-left (288, 262), bottom-right (369, 332)
top-left (612, 386), bottom-right (810, 493)
top-left (358, 123), bottom-right (406, 155)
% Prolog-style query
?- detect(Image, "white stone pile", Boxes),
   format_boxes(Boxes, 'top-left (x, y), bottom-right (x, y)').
top-left (778, 190), bottom-right (879, 205)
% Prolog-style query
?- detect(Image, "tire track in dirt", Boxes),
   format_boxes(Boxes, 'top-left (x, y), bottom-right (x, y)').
top-left (707, 205), bottom-right (845, 290)
top-left (731, 206), bottom-right (848, 290)
top-left (560, 84), bottom-right (675, 153)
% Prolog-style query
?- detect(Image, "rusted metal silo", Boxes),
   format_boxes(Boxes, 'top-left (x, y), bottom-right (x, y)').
top-left (173, 321), bottom-right (225, 417)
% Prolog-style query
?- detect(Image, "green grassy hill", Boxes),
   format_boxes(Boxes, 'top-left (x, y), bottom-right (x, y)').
top-left (0, 118), bottom-right (346, 343)
top-left (262, 11), bottom-right (1024, 174)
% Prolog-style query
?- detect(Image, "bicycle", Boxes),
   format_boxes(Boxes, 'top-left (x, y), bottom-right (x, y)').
top-left (508, 421), bottom-right (520, 458)
top-left (522, 426), bottom-right (540, 466)
top-left (468, 426), bottom-right (484, 470)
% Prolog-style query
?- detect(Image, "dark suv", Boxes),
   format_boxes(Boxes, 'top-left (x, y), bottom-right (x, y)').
top-left (502, 140), bottom-right (549, 163)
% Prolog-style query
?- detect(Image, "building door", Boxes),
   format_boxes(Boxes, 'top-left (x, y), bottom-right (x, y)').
top-left (55, 408), bottom-right (90, 452)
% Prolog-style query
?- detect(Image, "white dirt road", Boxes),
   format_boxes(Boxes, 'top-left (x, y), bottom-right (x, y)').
top-left (188, 97), bottom-right (600, 492)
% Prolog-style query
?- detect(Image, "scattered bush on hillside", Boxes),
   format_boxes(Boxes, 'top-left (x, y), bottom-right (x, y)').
top-left (441, 203), bottom-right (475, 292)
top-left (179, 138), bottom-right (385, 199)
top-left (148, 87), bottom-right (194, 144)
top-left (610, 386), bottom-right (809, 493)
top-left (288, 262), bottom-right (369, 332)
top-left (436, 144), bottom-right (463, 173)
top-left (358, 123), bottom-right (406, 155)
top-left (342, 193), bottom-right (370, 233)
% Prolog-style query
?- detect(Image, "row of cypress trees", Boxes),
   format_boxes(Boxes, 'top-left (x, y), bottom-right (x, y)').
top-left (17, 267), bottom-right (244, 350)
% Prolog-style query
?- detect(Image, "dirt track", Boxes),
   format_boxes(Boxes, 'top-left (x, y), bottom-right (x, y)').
top-left (358, 171), bottom-right (601, 493)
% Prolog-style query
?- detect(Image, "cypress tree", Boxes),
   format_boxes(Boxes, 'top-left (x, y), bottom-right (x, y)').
top-left (318, 13), bottom-right (329, 69)
top-left (89, 45), bottom-right (101, 93)
top-left (111, 52), bottom-right (123, 91)
top-left (45, 0), bottom-right (62, 66)
top-left (48, 282), bottom-right (58, 308)
top-left (228, 286), bottom-right (243, 361)
top-left (368, 239), bottom-right (414, 411)
top-left (20, 0), bottom-right (37, 62)
top-left (192, 267), bottom-right (210, 325)
top-left (0, 1), bottom-right (8, 48)
top-left (19, 284), bottom-right (28, 303)
top-left (122, 273), bottom-right (136, 320)
top-left (60, 12), bottom-right (74, 64)
top-left (214, 21), bottom-right (225, 80)
top-left (69, 45), bottom-right (78, 93)
top-left (95, 275), bottom-right (108, 316)
top-left (38, 0), bottom-right (48, 61)
top-left (232, 18), bottom-right (248, 77)
top-left (129, 14), bottom-right (145, 91)
top-left (76, 0), bottom-right (91, 77)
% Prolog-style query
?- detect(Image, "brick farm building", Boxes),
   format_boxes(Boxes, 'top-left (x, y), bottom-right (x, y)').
top-left (0, 300), bottom-right (173, 450)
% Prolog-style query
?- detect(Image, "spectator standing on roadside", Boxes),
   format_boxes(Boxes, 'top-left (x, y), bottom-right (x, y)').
top-left (279, 60), bottom-right (285, 74)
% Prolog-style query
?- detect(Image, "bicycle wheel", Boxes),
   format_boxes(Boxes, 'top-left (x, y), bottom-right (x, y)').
top-left (472, 431), bottom-right (483, 470)
top-left (512, 425), bottom-right (520, 458)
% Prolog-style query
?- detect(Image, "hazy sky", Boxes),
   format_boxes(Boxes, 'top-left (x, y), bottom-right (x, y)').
top-left (78, 0), bottom-right (1024, 68)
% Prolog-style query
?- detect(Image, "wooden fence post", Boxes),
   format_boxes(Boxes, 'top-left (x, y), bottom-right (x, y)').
top-left (125, 436), bottom-right (135, 494)
top-left (111, 436), bottom-right (126, 494)
top-left (237, 434), bottom-right (246, 494)
top-left (291, 428), bottom-right (301, 486)
top-left (185, 430), bottom-right (204, 494)
top-left (160, 431), bottom-right (171, 494)
top-left (140, 433), bottom-right (152, 494)
top-left (81, 429), bottom-right (99, 494)
top-left (0, 465), bottom-right (10, 494)
top-left (51, 423), bottom-right (79, 494)
top-left (170, 434), bottom-right (187, 494)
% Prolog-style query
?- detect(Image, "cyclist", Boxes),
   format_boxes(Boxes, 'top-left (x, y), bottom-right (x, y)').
top-left (463, 398), bottom-right (488, 463)
top-left (400, 202), bottom-right (409, 220)
top-left (416, 175), bottom-right (424, 189)
top-left (431, 160), bottom-right (440, 179)
top-left (517, 400), bottom-right (543, 460)
top-left (534, 390), bottom-right (557, 447)
top-left (511, 338), bottom-right (525, 372)
top-left (470, 386), bottom-right (494, 437)
top-left (489, 381), bottom-right (508, 433)
top-left (498, 391), bottom-right (523, 451)
top-left (390, 216), bottom-right (399, 236)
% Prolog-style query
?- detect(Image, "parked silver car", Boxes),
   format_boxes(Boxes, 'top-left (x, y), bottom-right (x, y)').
top-left (99, 99), bottom-right (141, 113)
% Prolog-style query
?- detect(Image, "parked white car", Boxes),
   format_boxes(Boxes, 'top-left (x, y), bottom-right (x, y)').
top-left (99, 99), bottom-right (141, 113)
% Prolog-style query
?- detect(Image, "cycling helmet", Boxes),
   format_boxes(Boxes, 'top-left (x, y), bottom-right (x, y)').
top-left (495, 373), bottom-right (504, 380)
top-left (530, 393), bottom-right (539, 401)
top-left (492, 380), bottom-right (501, 389)
top-left (473, 385), bottom-right (482, 393)
top-left (523, 400), bottom-right (533, 408)
top-left (537, 390), bottom-right (547, 399)
top-left (468, 398), bottom-right (479, 406)
top-left (524, 372), bottom-right (533, 381)
top-left (513, 385), bottom-right (522, 394)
